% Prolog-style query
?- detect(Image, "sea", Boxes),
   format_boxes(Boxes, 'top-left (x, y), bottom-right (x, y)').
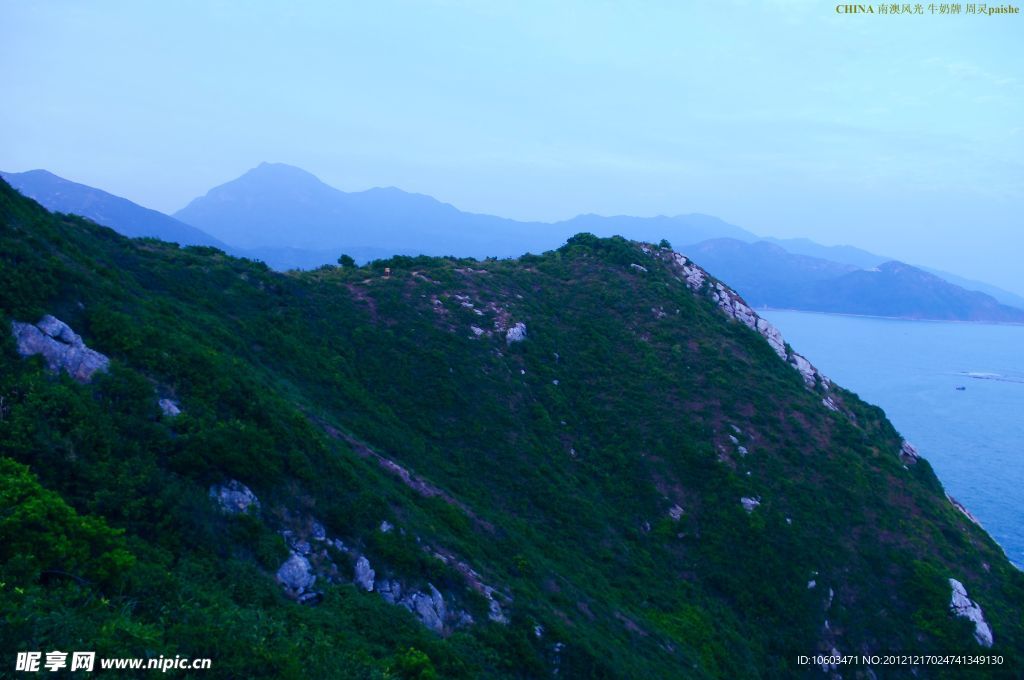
top-left (761, 310), bottom-right (1024, 569)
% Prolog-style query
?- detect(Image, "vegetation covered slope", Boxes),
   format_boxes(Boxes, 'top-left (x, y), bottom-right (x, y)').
top-left (1, 179), bottom-right (1021, 678)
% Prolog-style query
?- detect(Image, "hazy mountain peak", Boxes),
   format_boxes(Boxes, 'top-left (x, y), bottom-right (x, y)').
top-left (0, 168), bottom-right (226, 249)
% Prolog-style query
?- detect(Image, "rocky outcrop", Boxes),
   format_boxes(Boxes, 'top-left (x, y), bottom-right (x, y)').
top-left (354, 556), bottom-right (375, 592)
top-left (948, 578), bottom-right (993, 647)
top-left (158, 398), bottom-right (181, 417)
top-left (410, 584), bottom-right (447, 633)
top-left (740, 497), bottom-right (761, 512)
top-left (505, 322), bottom-right (527, 345)
top-left (899, 440), bottom-right (921, 465)
top-left (947, 494), bottom-right (982, 527)
top-left (660, 251), bottom-right (830, 390)
top-left (209, 480), bottom-right (260, 515)
top-left (276, 552), bottom-right (316, 597)
top-left (378, 579), bottom-right (455, 634)
top-left (10, 315), bottom-right (109, 383)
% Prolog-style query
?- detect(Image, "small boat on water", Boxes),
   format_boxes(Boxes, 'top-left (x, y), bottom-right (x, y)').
top-left (955, 386), bottom-right (966, 391)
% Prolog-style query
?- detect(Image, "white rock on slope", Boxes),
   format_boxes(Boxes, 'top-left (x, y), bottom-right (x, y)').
top-left (664, 252), bottom-right (831, 390)
top-left (276, 552), bottom-right (316, 596)
top-left (209, 480), bottom-right (260, 514)
top-left (354, 555), bottom-right (376, 591)
top-left (948, 578), bottom-right (994, 647)
top-left (505, 322), bottom-right (527, 345)
top-left (899, 440), bottom-right (921, 464)
top-left (158, 398), bottom-right (181, 417)
top-left (11, 315), bottom-right (110, 383)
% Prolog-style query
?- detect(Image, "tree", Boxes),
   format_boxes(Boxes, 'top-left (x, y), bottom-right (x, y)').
top-left (337, 254), bottom-right (356, 268)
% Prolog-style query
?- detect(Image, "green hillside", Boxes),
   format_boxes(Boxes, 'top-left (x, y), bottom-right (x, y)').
top-left (1, 178), bottom-right (1021, 678)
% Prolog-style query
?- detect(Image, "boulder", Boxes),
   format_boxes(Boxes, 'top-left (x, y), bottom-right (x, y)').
top-left (505, 322), bottom-right (527, 345)
top-left (354, 555), bottom-right (375, 591)
top-left (209, 480), bottom-right (260, 515)
top-left (276, 552), bottom-right (316, 596)
top-left (378, 578), bottom-right (402, 604)
top-left (948, 578), bottom-right (993, 647)
top-left (11, 315), bottom-right (110, 383)
top-left (158, 398), bottom-right (181, 417)
top-left (408, 584), bottom-right (447, 633)
top-left (740, 497), bottom-right (761, 512)
top-left (899, 440), bottom-right (921, 465)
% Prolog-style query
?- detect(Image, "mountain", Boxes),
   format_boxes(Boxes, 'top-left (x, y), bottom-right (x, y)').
top-left (683, 240), bottom-right (1024, 322)
top-left (917, 266), bottom-right (1024, 311)
top-left (792, 261), bottom-right (1024, 322)
top-left (174, 162), bottom-right (759, 260)
top-left (760, 236), bottom-right (888, 270)
top-left (1, 169), bottom-right (227, 249)
top-left (682, 238), bottom-right (859, 308)
top-left (13, 165), bottom-right (1024, 321)
top-left (763, 236), bottom-right (1024, 311)
top-left (174, 162), bottom-right (561, 257)
top-left (3, 179), bottom-right (1023, 677)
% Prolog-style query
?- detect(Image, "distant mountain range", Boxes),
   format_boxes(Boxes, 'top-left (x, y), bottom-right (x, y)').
top-left (0, 169), bottom-right (228, 250)
top-left (4, 164), bottom-right (1023, 322)
top-left (691, 240), bottom-right (1024, 322)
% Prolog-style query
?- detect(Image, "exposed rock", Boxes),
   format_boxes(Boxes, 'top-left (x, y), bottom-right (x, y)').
top-left (947, 495), bottom-right (982, 527)
top-left (506, 322), bottom-right (527, 345)
top-left (296, 591), bottom-right (324, 606)
top-left (470, 325), bottom-right (486, 337)
top-left (407, 584), bottom-right (447, 633)
top-left (740, 496), bottom-right (761, 512)
top-left (209, 480), bottom-right (260, 515)
top-left (899, 440), bottom-right (921, 465)
top-left (354, 556), bottom-right (376, 592)
top-left (948, 578), bottom-right (993, 647)
top-left (310, 520), bottom-right (327, 541)
top-left (737, 445), bottom-right (749, 456)
top-left (728, 434), bottom-right (739, 445)
top-left (378, 578), bottom-right (402, 604)
top-left (662, 253), bottom-right (832, 389)
top-left (630, 263), bottom-right (648, 273)
top-left (789, 352), bottom-right (817, 387)
top-left (158, 398), bottom-right (181, 417)
top-left (807, 580), bottom-right (816, 589)
top-left (668, 504), bottom-right (684, 521)
top-left (11, 315), bottom-right (110, 383)
top-left (822, 396), bottom-right (839, 412)
top-left (755, 318), bottom-right (787, 360)
top-left (379, 520), bottom-right (394, 533)
top-left (276, 552), bottom-right (316, 596)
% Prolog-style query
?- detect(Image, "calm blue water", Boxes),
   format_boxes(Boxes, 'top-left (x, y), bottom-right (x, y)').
top-left (762, 310), bottom-right (1024, 568)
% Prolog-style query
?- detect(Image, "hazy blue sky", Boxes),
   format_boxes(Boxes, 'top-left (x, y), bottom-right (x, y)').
top-left (2, 1), bottom-right (1022, 293)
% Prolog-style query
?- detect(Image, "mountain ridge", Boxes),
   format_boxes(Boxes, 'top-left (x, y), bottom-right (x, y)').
top-left (0, 169), bottom-right (228, 249)
top-left (8, 165), bottom-right (1023, 320)
top-left (2, 177), bottom-right (1022, 677)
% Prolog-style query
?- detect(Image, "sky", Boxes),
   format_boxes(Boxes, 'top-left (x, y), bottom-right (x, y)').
top-left (1, 1), bottom-right (1022, 294)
